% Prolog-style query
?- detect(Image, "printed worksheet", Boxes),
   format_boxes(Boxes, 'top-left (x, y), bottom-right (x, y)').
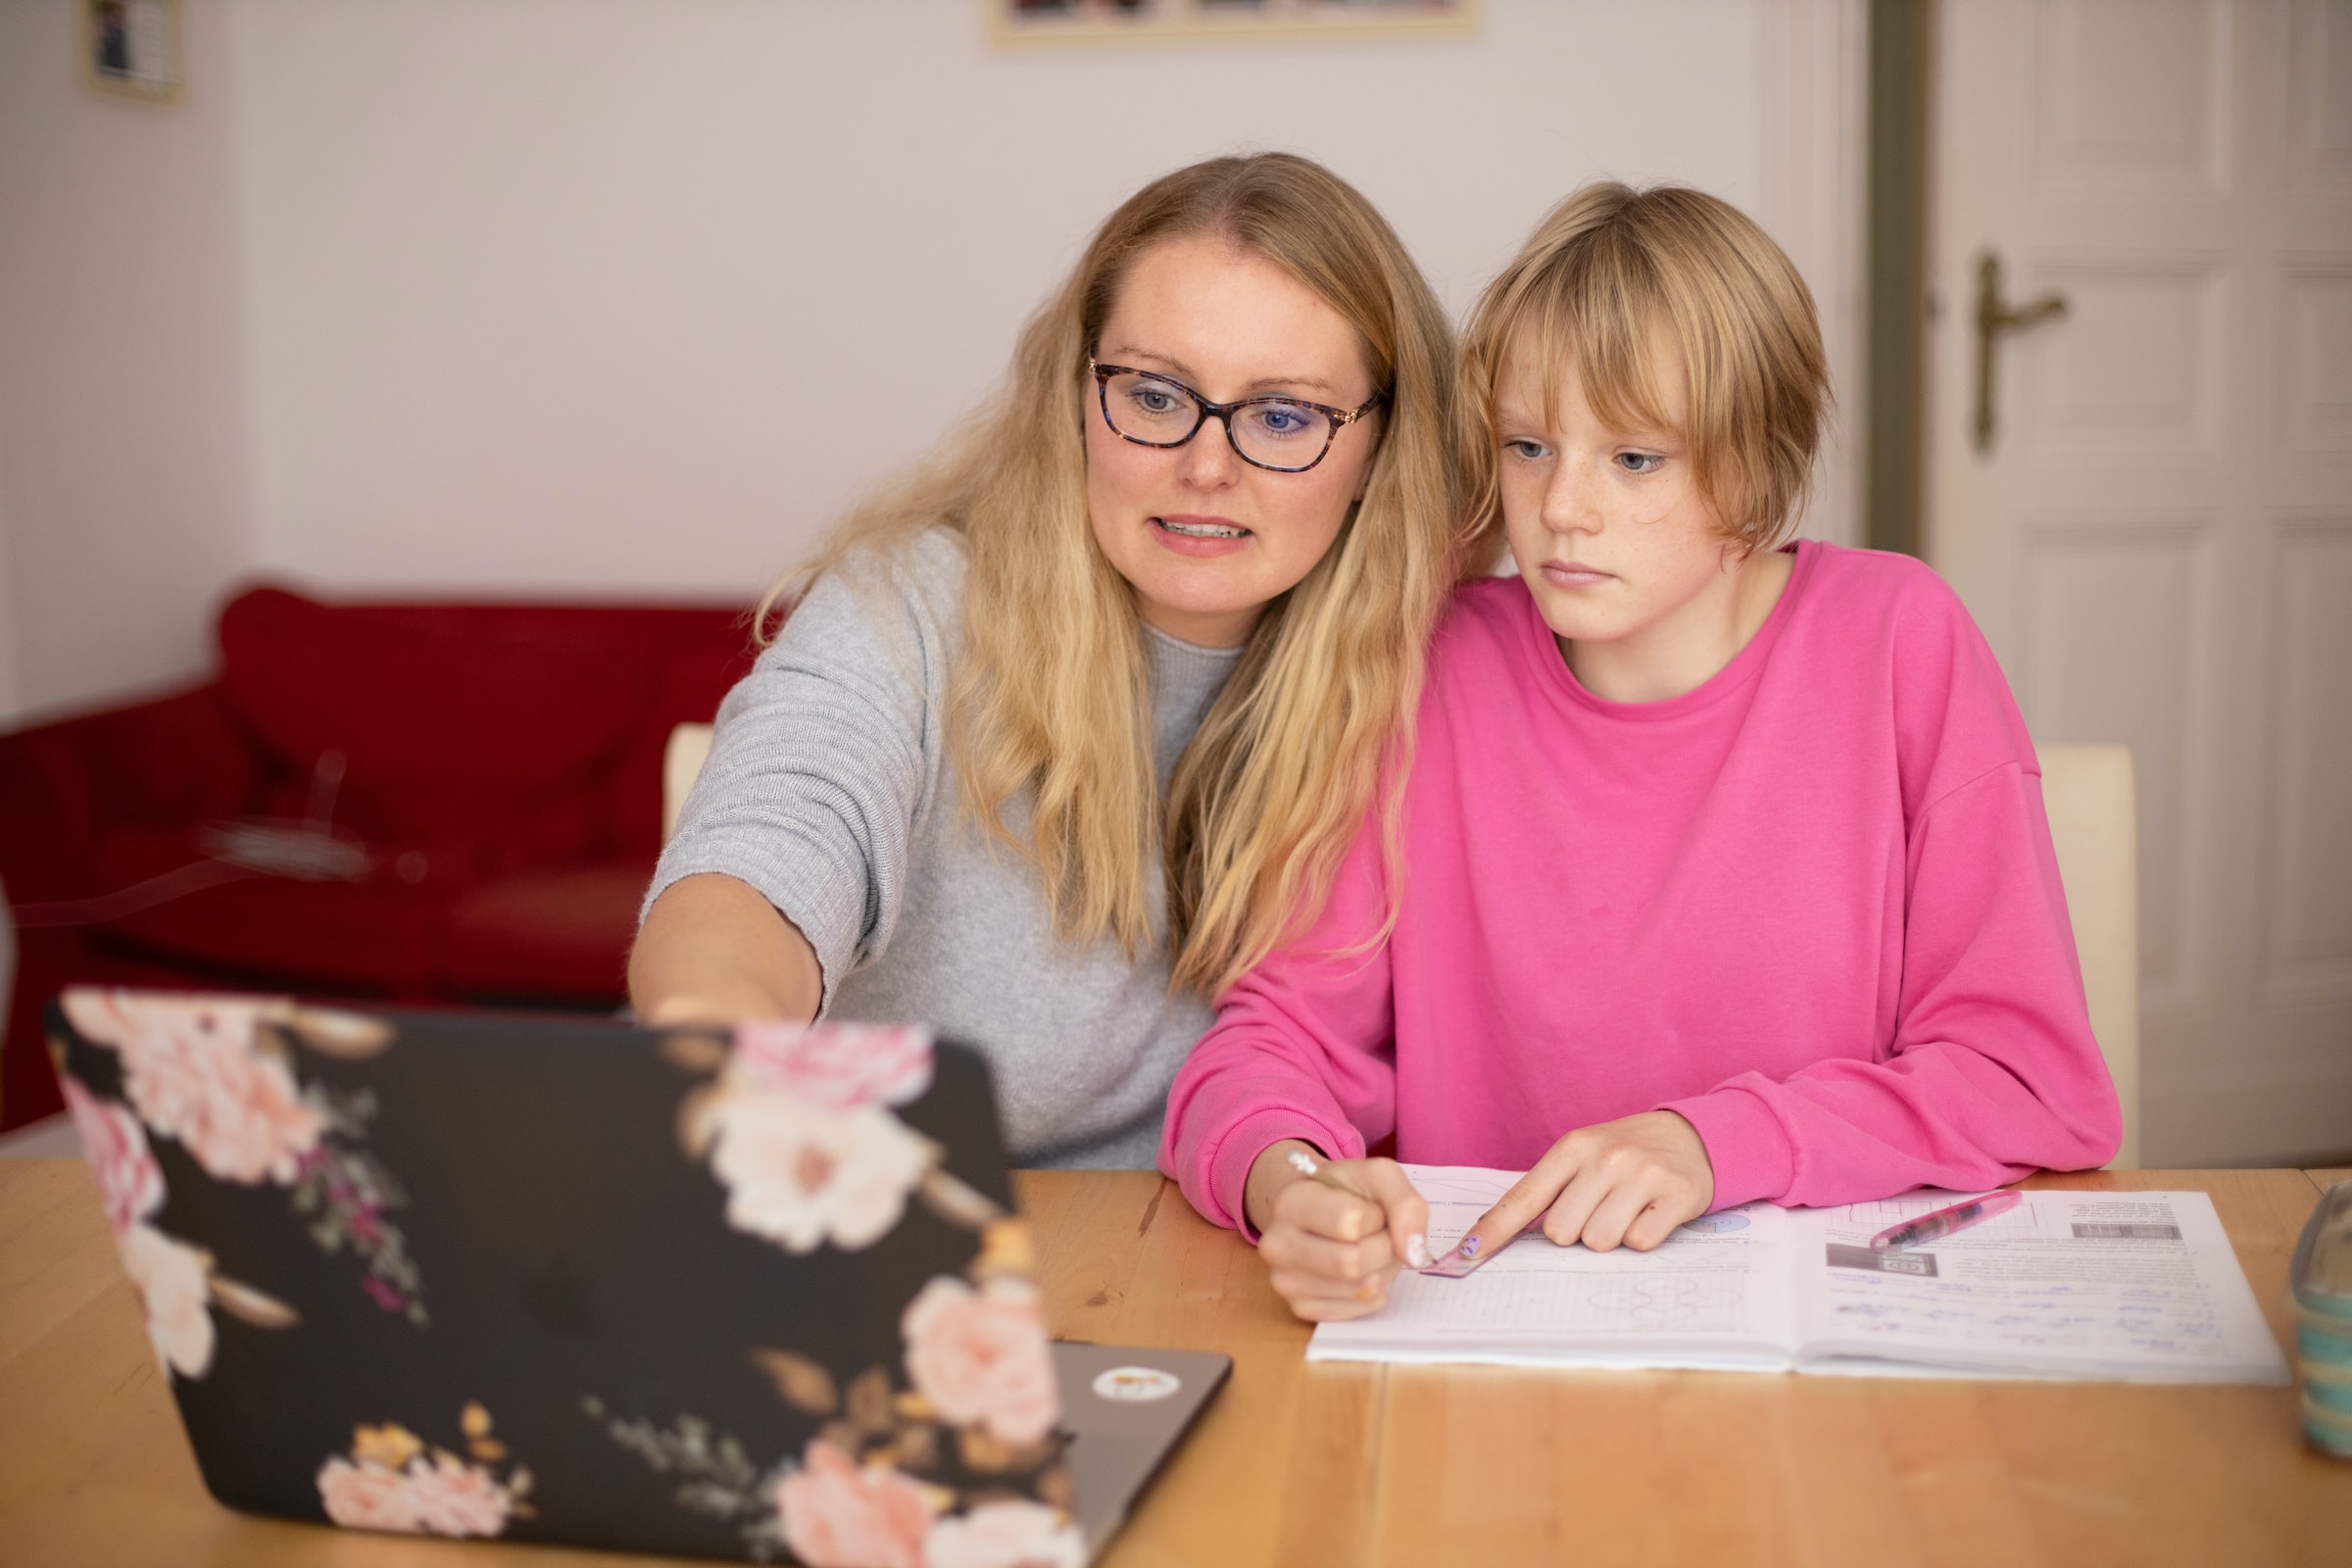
top-left (1307, 1165), bottom-right (1800, 1370)
top-left (1791, 1189), bottom-right (2288, 1382)
top-left (1304, 1167), bottom-right (2289, 1384)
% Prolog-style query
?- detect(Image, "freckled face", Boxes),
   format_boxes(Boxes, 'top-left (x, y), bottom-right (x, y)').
top-left (1494, 333), bottom-right (1746, 674)
top-left (1084, 233), bottom-right (1382, 649)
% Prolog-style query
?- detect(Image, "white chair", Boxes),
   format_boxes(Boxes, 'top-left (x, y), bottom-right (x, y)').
top-left (2035, 744), bottom-right (2141, 1170)
top-left (662, 722), bottom-right (715, 846)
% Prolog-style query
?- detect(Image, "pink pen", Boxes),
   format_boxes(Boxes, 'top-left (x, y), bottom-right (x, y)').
top-left (1868, 1189), bottom-right (2023, 1252)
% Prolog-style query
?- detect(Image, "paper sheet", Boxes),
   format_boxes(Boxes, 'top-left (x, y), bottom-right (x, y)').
top-left (1305, 1165), bottom-right (1797, 1369)
top-left (1303, 1168), bottom-right (2289, 1384)
top-left (1793, 1188), bottom-right (2290, 1383)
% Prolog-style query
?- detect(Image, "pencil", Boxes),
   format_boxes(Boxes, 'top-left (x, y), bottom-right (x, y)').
top-left (1284, 1148), bottom-right (1434, 1272)
top-left (1284, 1146), bottom-right (1376, 1202)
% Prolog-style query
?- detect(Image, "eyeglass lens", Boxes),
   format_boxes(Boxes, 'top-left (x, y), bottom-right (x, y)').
top-left (1100, 369), bottom-right (1335, 470)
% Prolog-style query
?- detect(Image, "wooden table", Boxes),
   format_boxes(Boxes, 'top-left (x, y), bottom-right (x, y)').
top-left (3, 1160), bottom-right (2347, 1567)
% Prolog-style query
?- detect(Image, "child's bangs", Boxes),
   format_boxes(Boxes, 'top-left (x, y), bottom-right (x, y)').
top-left (1506, 241), bottom-right (1684, 444)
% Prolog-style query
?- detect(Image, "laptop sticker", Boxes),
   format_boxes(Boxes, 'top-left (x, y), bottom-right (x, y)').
top-left (1090, 1366), bottom-right (1182, 1403)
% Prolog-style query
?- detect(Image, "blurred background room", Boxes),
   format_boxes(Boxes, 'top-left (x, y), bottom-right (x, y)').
top-left (0, 0), bottom-right (2344, 1168)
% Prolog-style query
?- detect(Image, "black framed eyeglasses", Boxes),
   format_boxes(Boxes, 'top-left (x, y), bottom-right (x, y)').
top-left (1088, 359), bottom-right (1385, 473)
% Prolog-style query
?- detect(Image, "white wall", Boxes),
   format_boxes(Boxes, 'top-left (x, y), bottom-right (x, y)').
top-left (227, 0), bottom-right (1863, 597)
top-left (0, 434), bottom-right (22, 719)
top-left (0, 0), bottom-right (254, 723)
top-left (0, 0), bottom-right (1863, 710)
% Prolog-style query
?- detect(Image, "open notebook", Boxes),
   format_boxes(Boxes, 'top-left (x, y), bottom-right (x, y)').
top-left (1308, 1165), bottom-right (2288, 1384)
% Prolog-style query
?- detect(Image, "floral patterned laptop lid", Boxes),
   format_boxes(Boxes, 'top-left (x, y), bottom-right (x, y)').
top-left (46, 988), bottom-right (1084, 1566)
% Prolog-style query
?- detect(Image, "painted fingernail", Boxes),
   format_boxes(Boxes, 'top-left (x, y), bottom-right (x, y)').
top-left (1405, 1234), bottom-right (1433, 1269)
top-left (1458, 1234), bottom-right (1482, 1260)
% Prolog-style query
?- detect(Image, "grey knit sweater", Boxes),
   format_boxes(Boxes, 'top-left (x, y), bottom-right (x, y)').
top-left (647, 529), bottom-right (1242, 1168)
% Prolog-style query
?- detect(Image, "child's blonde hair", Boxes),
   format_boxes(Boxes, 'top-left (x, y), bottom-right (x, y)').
top-left (766, 154), bottom-right (1462, 997)
top-left (1457, 182), bottom-right (1830, 565)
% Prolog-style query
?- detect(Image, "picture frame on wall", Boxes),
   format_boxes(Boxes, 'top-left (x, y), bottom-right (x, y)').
top-left (990, 0), bottom-right (1477, 49)
top-left (82, 0), bottom-right (183, 105)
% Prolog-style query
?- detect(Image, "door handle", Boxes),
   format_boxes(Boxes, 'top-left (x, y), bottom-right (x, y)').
top-left (1975, 251), bottom-right (2069, 455)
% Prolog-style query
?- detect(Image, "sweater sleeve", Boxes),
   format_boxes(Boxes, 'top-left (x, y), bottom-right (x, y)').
top-left (643, 536), bottom-right (958, 1009)
top-left (1662, 759), bottom-right (2124, 1208)
top-left (1158, 816), bottom-right (1402, 1238)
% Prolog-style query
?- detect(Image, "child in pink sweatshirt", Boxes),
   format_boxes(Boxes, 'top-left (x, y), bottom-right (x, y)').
top-left (1159, 183), bottom-right (2122, 1323)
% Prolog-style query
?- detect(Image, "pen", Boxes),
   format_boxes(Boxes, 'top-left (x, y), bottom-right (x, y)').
top-left (1284, 1149), bottom-right (1432, 1270)
top-left (1869, 1189), bottom-right (2023, 1252)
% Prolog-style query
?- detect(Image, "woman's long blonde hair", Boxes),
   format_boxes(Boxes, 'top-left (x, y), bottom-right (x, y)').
top-left (763, 153), bottom-right (1461, 996)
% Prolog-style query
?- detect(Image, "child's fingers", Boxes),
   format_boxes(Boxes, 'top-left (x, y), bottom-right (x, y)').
top-left (1355, 1158), bottom-right (1433, 1270)
top-left (1274, 1176), bottom-right (1390, 1246)
top-left (1572, 1178), bottom-right (1657, 1252)
top-left (1539, 1162), bottom-right (1615, 1248)
top-left (1261, 1224), bottom-right (1396, 1286)
top-left (1459, 1153), bottom-right (1578, 1261)
top-left (1274, 1279), bottom-right (1396, 1322)
top-left (1620, 1194), bottom-right (1698, 1252)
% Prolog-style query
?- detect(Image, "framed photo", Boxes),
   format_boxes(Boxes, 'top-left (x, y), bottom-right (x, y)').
top-left (990, 0), bottom-right (1477, 49)
top-left (82, 0), bottom-right (182, 106)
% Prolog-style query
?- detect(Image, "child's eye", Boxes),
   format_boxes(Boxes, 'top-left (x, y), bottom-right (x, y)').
top-left (1616, 452), bottom-right (1665, 474)
top-left (1503, 438), bottom-right (1548, 461)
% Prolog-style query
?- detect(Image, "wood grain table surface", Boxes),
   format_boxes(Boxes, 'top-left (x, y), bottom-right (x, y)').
top-left (2, 1158), bottom-right (2346, 1568)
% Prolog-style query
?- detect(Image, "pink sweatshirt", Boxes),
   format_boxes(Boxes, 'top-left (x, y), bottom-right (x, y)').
top-left (1161, 542), bottom-right (2122, 1232)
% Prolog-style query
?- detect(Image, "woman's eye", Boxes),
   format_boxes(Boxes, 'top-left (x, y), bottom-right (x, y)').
top-left (1246, 403), bottom-right (1321, 440)
top-left (1617, 452), bottom-right (1664, 474)
top-left (1127, 384), bottom-right (1187, 416)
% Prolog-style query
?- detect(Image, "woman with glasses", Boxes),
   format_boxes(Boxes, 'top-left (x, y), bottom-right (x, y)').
top-left (629, 154), bottom-right (1462, 1168)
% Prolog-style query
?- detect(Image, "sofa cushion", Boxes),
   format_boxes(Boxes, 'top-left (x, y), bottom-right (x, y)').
top-left (444, 860), bottom-right (653, 1002)
top-left (219, 588), bottom-right (655, 858)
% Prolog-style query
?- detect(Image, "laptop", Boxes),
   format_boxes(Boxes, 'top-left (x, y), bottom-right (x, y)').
top-left (44, 987), bottom-right (1227, 1564)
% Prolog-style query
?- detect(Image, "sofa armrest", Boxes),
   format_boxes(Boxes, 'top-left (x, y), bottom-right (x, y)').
top-left (0, 683), bottom-right (256, 900)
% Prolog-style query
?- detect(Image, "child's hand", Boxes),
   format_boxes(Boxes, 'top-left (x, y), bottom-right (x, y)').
top-left (1457, 1111), bottom-right (1715, 1261)
top-left (1245, 1141), bottom-right (1432, 1322)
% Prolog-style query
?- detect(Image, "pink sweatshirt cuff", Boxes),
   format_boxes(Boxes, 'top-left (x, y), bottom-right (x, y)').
top-left (1661, 1088), bottom-right (1795, 1211)
top-left (1201, 1106), bottom-right (1367, 1243)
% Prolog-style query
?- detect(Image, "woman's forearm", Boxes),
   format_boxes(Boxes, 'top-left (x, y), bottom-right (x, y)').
top-left (628, 872), bottom-right (824, 1027)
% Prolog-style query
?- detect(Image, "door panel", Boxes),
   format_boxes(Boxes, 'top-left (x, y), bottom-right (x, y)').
top-left (2287, 0), bottom-right (2352, 192)
top-left (2035, 0), bottom-right (2231, 192)
top-left (2015, 258), bottom-right (2226, 452)
top-left (2261, 521), bottom-right (2352, 990)
top-left (2280, 264), bottom-right (2352, 447)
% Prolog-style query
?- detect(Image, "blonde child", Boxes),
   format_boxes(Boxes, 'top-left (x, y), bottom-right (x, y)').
top-left (1160, 183), bottom-right (2120, 1317)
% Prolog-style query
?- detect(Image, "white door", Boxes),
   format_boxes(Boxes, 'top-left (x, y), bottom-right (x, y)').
top-left (1927, 0), bottom-right (2352, 1165)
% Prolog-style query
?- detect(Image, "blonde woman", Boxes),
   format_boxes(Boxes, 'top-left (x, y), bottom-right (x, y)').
top-left (630, 154), bottom-right (1460, 1169)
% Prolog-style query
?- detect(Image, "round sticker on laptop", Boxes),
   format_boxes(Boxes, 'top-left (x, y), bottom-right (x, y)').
top-left (1092, 1365), bottom-right (1182, 1403)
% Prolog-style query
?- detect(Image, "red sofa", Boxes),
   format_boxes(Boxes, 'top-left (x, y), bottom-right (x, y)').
top-left (0, 584), bottom-right (758, 1130)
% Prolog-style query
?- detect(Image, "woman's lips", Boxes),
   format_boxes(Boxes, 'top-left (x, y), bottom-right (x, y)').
top-left (1541, 561), bottom-right (1614, 590)
top-left (1152, 515), bottom-right (1253, 559)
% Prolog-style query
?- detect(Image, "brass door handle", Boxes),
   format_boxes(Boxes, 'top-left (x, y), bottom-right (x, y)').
top-left (1975, 252), bottom-right (2069, 454)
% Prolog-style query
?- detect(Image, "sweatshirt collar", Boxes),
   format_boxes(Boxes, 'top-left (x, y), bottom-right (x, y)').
top-left (1513, 539), bottom-right (1820, 721)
